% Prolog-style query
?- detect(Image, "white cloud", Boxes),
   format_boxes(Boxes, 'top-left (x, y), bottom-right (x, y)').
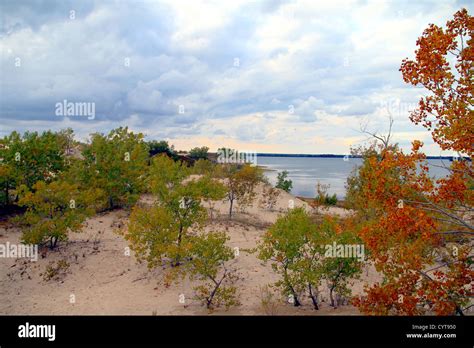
top-left (0, 0), bottom-right (471, 155)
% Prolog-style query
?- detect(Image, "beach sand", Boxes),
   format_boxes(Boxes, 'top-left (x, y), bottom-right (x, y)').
top-left (0, 182), bottom-right (379, 315)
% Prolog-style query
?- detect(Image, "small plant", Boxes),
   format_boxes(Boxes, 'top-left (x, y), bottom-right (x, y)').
top-left (275, 170), bottom-right (292, 193)
top-left (259, 186), bottom-right (280, 211)
top-left (315, 181), bottom-right (338, 206)
top-left (259, 285), bottom-right (279, 315)
top-left (187, 232), bottom-right (240, 310)
top-left (43, 260), bottom-right (70, 281)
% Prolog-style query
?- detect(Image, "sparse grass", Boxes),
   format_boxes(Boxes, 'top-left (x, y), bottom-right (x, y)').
top-left (42, 259), bottom-right (70, 281)
top-left (259, 285), bottom-right (279, 315)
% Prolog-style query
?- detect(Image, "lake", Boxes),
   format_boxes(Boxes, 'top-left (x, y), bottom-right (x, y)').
top-left (257, 156), bottom-right (452, 198)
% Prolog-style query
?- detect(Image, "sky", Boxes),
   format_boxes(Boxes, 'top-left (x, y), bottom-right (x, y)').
top-left (0, 0), bottom-right (471, 155)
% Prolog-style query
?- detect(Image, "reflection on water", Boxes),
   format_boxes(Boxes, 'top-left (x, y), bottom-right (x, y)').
top-left (258, 156), bottom-right (452, 198)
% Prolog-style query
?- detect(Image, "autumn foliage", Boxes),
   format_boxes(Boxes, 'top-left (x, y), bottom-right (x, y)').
top-left (400, 8), bottom-right (473, 156)
top-left (352, 8), bottom-right (473, 315)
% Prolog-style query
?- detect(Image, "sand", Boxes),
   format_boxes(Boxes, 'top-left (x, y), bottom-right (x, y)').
top-left (0, 183), bottom-right (379, 315)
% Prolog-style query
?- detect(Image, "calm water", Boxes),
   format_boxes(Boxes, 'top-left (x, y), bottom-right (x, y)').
top-left (258, 156), bottom-right (452, 198)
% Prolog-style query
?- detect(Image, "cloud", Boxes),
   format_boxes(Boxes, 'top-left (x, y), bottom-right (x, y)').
top-left (0, 0), bottom-right (471, 154)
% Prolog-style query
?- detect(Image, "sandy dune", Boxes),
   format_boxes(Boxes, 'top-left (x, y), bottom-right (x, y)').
top-left (0, 183), bottom-right (377, 315)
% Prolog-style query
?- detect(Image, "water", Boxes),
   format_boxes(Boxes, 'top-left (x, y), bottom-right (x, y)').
top-left (258, 156), bottom-right (452, 198)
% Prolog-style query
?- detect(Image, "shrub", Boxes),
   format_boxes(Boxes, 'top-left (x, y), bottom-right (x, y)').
top-left (276, 170), bottom-right (292, 193)
top-left (16, 180), bottom-right (98, 249)
top-left (124, 155), bottom-right (227, 267)
top-left (258, 208), bottom-right (363, 309)
top-left (189, 146), bottom-right (209, 160)
top-left (0, 130), bottom-right (71, 206)
top-left (187, 232), bottom-right (240, 310)
top-left (78, 127), bottom-right (148, 210)
top-left (259, 186), bottom-right (280, 211)
top-left (315, 182), bottom-right (338, 206)
top-left (224, 164), bottom-right (263, 218)
top-left (42, 260), bottom-right (70, 281)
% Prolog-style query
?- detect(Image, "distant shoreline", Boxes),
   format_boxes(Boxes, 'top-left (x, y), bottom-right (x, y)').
top-left (256, 153), bottom-right (468, 160)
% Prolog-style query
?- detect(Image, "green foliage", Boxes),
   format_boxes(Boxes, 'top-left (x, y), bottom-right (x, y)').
top-left (125, 154), bottom-right (227, 267)
top-left (316, 218), bottom-right (363, 308)
top-left (189, 146), bottom-right (209, 160)
top-left (315, 182), bottom-right (338, 206)
top-left (15, 180), bottom-right (98, 249)
top-left (275, 170), bottom-right (293, 193)
top-left (147, 140), bottom-right (178, 160)
top-left (258, 208), bottom-right (363, 309)
top-left (258, 207), bottom-right (317, 307)
top-left (0, 130), bottom-right (70, 205)
top-left (224, 164), bottom-right (263, 218)
top-left (192, 159), bottom-right (215, 175)
top-left (187, 232), bottom-right (239, 310)
top-left (124, 204), bottom-right (181, 268)
top-left (195, 174), bottom-right (227, 219)
top-left (79, 127), bottom-right (148, 209)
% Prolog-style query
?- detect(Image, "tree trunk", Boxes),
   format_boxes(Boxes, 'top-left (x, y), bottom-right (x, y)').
top-left (329, 286), bottom-right (336, 308)
top-left (229, 198), bottom-right (234, 219)
top-left (283, 266), bottom-right (300, 306)
top-left (308, 283), bottom-right (319, 310)
top-left (455, 305), bottom-right (464, 316)
top-left (207, 275), bottom-right (225, 309)
top-left (50, 236), bottom-right (58, 250)
top-left (291, 290), bottom-right (301, 307)
top-left (5, 181), bottom-right (9, 206)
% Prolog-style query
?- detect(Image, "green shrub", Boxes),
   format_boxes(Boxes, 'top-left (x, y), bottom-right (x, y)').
top-left (275, 170), bottom-right (292, 192)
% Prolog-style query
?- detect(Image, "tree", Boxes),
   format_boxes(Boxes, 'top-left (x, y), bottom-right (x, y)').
top-left (0, 161), bottom-right (14, 206)
top-left (192, 159), bottom-right (216, 175)
top-left (79, 127), bottom-right (148, 210)
top-left (124, 204), bottom-right (180, 268)
top-left (0, 130), bottom-right (70, 205)
top-left (196, 174), bottom-right (227, 219)
top-left (351, 9), bottom-right (473, 316)
top-left (317, 218), bottom-right (363, 308)
top-left (351, 141), bottom-right (472, 315)
top-left (258, 208), bottom-right (362, 309)
top-left (276, 170), bottom-right (293, 193)
top-left (124, 154), bottom-right (227, 267)
top-left (224, 164), bottom-right (262, 218)
top-left (15, 180), bottom-right (98, 249)
top-left (147, 140), bottom-right (178, 160)
top-left (187, 231), bottom-right (239, 310)
top-left (258, 208), bottom-right (316, 307)
top-left (189, 146), bottom-right (209, 160)
top-left (400, 8), bottom-right (473, 156)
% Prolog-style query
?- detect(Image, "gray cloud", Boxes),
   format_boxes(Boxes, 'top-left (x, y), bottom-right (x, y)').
top-left (0, 0), bottom-right (471, 154)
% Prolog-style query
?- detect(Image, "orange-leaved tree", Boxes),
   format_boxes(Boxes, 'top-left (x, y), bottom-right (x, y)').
top-left (352, 8), bottom-right (473, 315)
